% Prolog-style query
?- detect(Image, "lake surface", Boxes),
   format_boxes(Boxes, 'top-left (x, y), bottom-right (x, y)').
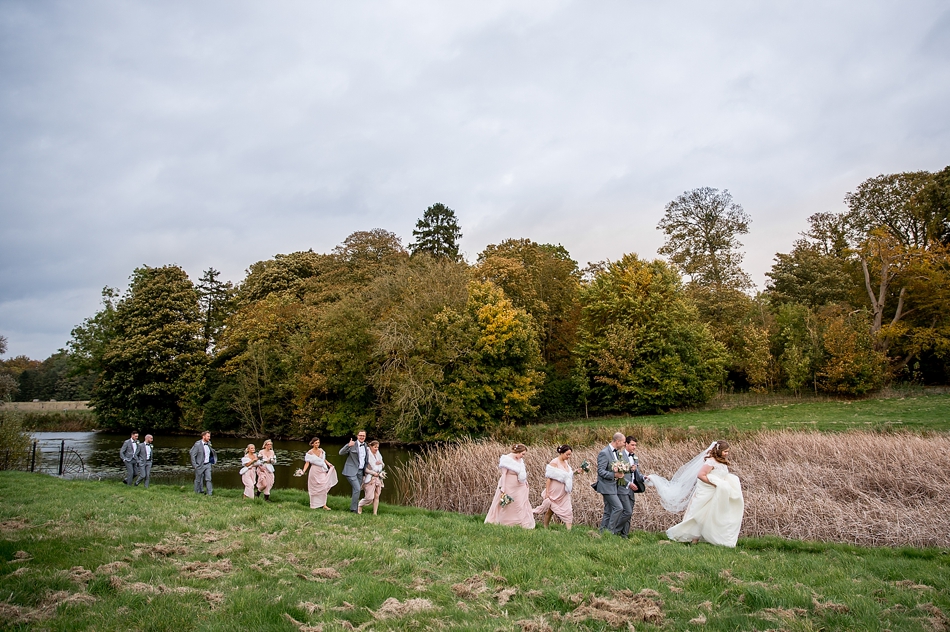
top-left (28, 432), bottom-right (416, 505)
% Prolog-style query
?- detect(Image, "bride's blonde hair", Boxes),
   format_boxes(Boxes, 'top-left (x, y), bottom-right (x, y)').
top-left (707, 441), bottom-right (731, 465)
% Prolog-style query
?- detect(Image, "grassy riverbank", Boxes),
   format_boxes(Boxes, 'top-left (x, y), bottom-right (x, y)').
top-left (1, 409), bottom-right (99, 433)
top-left (2, 473), bottom-right (948, 631)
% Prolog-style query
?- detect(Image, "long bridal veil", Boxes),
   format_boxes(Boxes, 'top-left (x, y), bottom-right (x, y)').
top-left (646, 442), bottom-right (716, 513)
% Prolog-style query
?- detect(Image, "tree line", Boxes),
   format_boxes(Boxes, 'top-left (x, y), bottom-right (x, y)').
top-left (2, 167), bottom-right (948, 441)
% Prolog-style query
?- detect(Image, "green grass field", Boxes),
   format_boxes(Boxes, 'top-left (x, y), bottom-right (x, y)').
top-left (502, 392), bottom-right (950, 446)
top-left (1, 472), bottom-right (948, 631)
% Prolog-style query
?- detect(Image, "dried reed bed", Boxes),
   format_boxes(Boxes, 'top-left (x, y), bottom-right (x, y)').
top-left (394, 432), bottom-right (950, 547)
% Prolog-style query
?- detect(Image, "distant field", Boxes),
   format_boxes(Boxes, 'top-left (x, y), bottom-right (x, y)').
top-left (1, 401), bottom-right (90, 412)
top-left (501, 392), bottom-right (950, 446)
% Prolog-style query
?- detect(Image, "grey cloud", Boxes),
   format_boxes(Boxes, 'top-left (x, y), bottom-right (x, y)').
top-left (1, 0), bottom-right (947, 358)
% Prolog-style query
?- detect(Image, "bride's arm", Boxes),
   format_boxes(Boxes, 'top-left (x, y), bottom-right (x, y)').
top-left (697, 463), bottom-right (716, 486)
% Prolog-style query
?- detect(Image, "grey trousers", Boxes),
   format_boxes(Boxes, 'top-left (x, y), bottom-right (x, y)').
top-left (345, 469), bottom-right (365, 511)
top-left (615, 493), bottom-right (634, 537)
top-left (124, 460), bottom-right (138, 485)
top-left (137, 462), bottom-right (152, 488)
top-left (194, 464), bottom-right (212, 495)
top-left (600, 493), bottom-right (632, 535)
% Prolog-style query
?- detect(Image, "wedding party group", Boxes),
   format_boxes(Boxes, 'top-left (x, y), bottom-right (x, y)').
top-left (293, 430), bottom-right (386, 515)
top-left (117, 429), bottom-right (386, 514)
top-left (121, 430), bottom-right (218, 495)
top-left (484, 432), bottom-right (745, 547)
top-left (120, 428), bottom-right (744, 545)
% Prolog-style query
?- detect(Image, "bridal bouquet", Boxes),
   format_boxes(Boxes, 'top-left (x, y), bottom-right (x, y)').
top-left (293, 468), bottom-right (304, 477)
top-left (378, 468), bottom-right (388, 480)
top-left (611, 459), bottom-right (633, 486)
top-left (498, 489), bottom-right (514, 507)
top-left (580, 459), bottom-right (591, 473)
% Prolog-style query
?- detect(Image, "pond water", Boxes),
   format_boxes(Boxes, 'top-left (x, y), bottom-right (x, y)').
top-left (28, 432), bottom-right (416, 505)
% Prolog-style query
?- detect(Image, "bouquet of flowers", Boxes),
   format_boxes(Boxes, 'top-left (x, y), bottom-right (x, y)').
top-left (498, 488), bottom-right (514, 507)
top-left (378, 467), bottom-right (388, 480)
top-left (611, 459), bottom-right (633, 486)
top-left (580, 459), bottom-right (591, 473)
top-left (293, 468), bottom-right (304, 477)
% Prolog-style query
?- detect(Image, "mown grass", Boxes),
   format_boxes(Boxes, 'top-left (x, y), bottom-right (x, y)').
top-left (498, 392), bottom-right (950, 446)
top-left (2, 472), bottom-right (948, 631)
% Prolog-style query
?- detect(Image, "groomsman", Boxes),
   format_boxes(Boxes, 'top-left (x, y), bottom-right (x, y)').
top-left (189, 431), bottom-right (216, 495)
top-left (135, 434), bottom-right (154, 488)
top-left (119, 431), bottom-right (140, 485)
top-left (339, 430), bottom-right (368, 512)
top-left (595, 432), bottom-right (631, 537)
top-left (616, 436), bottom-right (640, 538)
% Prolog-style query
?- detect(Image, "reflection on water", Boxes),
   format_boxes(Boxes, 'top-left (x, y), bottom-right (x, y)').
top-left (28, 432), bottom-right (415, 505)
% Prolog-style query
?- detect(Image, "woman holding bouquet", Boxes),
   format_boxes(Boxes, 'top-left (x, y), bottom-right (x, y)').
top-left (533, 445), bottom-right (583, 530)
top-left (301, 437), bottom-right (338, 510)
top-left (256, 439), bottom-right (277, 501)
top-left (240, 444), bottom-right (259, 500)
top-left (484, 444), bottom-right (535, 529)
top-left (358, 440), bottom-right (384, 515)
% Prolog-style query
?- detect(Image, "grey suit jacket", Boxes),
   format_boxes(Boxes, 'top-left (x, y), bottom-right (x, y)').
top-left (594, 444), bottom-right (621, 495)
top-left (617, 449), bottom-right (636, 496)
top-left (339, 442), bottom-right (366, 477)
top-left (120, 439), bottom-right (138, 463)
top-left (189, 440), bottom-right (216, 468)
top-left (136, 443), bottom-right (153, 466)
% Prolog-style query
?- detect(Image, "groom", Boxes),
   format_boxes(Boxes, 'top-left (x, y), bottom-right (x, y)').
top-left (339, 430), bottom-right (368, 513)
top-left (595, 432), bottom-right (632, 537)
top-left (616, 436), bottom-right (641, 538)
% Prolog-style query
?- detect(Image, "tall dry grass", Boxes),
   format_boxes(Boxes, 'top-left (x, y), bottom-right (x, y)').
top-left (394, 431), bottom-right (950, 547)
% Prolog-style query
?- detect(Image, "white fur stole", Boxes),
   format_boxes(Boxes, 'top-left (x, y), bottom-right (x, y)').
top-left (498, 454), bottom-right (527, 483)
top-left (544, 464), bottom-right (573, 493)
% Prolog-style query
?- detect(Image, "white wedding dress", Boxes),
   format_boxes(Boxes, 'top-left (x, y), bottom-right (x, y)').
top-left (647, 447), bottom-right (744, 548)
top-left (666, 458), bottom-right (745, 547)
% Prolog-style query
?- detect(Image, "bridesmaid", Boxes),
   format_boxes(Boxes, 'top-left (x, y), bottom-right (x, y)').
top-left (256, 439), bottom-right (277, 501)
top-left (533, 445), bottom-right (582, 530)
top-left (484, 443), bottom-right (535, 529)
top-left (301, 437), bottom-right (337, 510)
top-left (358, 441), bottom-right (384, 515)
top-left (240, 444), bottom-right (259, 500)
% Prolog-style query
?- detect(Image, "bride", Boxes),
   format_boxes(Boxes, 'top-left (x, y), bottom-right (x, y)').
top-left (646, 441), bottom-right (744, 547)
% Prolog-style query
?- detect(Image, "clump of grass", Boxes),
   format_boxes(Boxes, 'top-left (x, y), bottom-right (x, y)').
top-left (396, 431), bottom-right (950, 547)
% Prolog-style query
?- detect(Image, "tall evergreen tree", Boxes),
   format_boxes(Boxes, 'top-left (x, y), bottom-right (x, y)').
top-left (197, 267), bottom-right (235, 352)
top-left (410, 203), bottom-right (463, 261)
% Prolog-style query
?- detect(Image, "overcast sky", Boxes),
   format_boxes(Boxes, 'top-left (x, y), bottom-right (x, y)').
top-left (1, 1), bottom-right (948, 360)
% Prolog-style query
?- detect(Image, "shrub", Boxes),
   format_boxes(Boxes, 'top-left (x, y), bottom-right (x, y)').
top-left (0, 410), bottom-right (31, 470)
